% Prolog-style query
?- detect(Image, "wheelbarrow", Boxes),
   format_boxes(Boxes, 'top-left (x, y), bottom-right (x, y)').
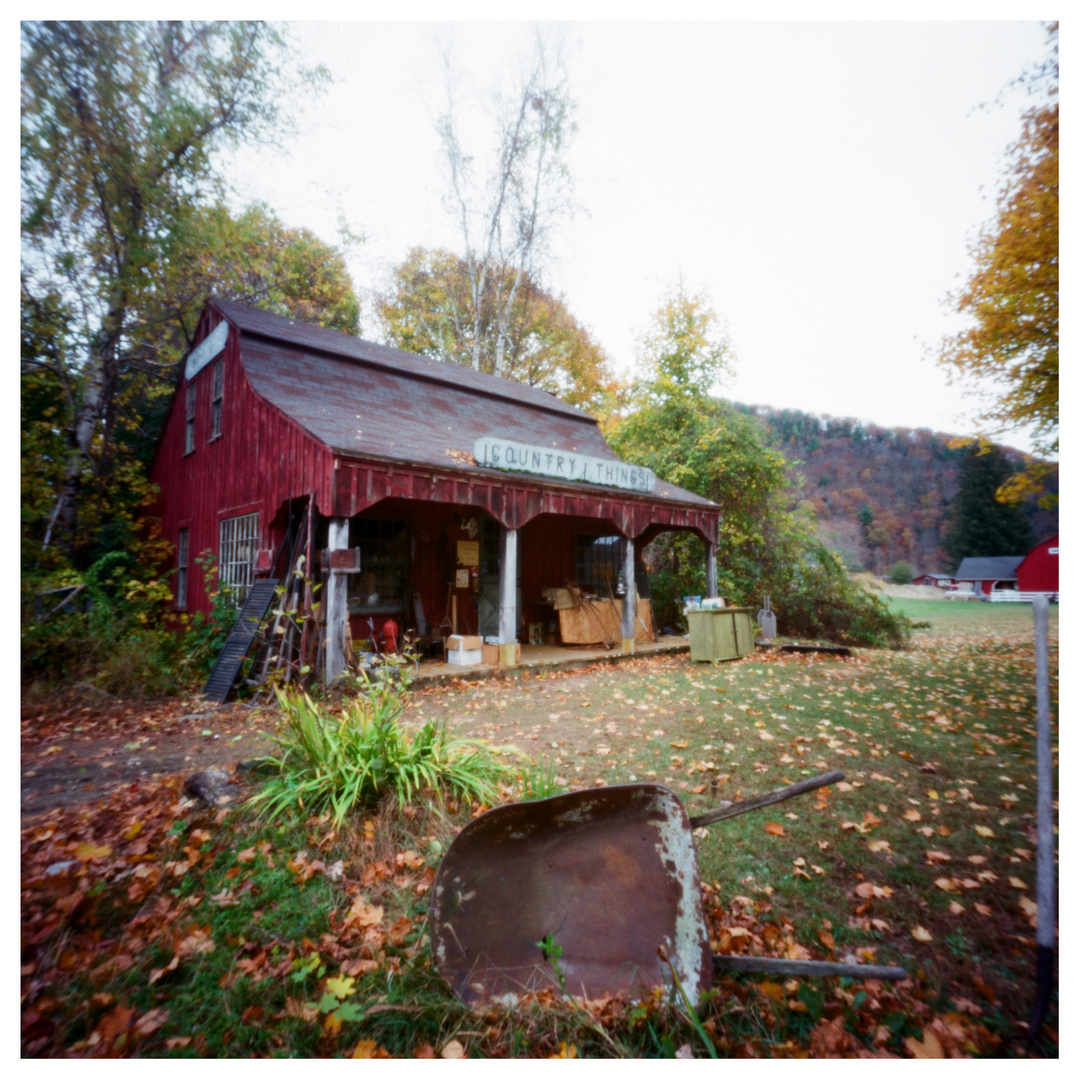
top-left (430, 771), bottom-right (907, 1006)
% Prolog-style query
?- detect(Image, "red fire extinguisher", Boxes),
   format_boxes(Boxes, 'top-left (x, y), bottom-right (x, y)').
top-left (382, 618), bottom-right (399, 655)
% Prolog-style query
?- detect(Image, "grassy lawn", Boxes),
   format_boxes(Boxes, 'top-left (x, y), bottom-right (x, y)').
top-left (21, 599), bottom-right (1057, 1057)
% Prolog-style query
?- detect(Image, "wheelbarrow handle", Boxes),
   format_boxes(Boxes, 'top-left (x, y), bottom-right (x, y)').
top-left (712, 954), bottom-right (907, 981)
top-left (689, 770), bottom-right (845, 829)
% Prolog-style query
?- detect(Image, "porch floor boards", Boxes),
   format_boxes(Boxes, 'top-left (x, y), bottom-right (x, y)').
top-left (412, 636), bottom-right (690, 686)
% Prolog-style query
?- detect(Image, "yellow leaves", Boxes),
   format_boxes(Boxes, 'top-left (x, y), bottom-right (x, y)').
top-left (935, 877), bottom-right (958, 893)
top-left (549, 1041), bottom-right (579, 1058)
top-left (902, 809), bottom-right (922, 822)
top-left (973, 825), bottom-right (995, 839)
top-left (74, 842), bottom-right (112, 862)
top-left (325, 974), bottom-right (357, 999)
top-left (911, 925), bottom-right (934, 943)
top-left (924, 850), bottom-right (951, 865)
top-left (949, 901), bottom-right (966, 915)
top-left (669, 739), bottom-right (689, 749)
top-left (1008, 876), bottom-right (1028, 890)
top-left (867, 839), bottom-right (892, 854)
top-left (44, 745), bottom-right (64, 755)
top-left (974, 903), bottom-right (993, 916)
top-left (757, 730), bottom-right (775, 741)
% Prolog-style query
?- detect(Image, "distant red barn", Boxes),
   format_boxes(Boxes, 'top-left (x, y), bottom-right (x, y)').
top-left (1017, 535), bottom-right (1059, 593)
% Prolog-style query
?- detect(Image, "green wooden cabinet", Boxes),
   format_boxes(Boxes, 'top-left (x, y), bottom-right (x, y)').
top-left (687, 608), bottom-right (755, 662)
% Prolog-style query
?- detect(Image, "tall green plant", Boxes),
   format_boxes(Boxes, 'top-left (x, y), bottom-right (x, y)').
top-left (252, 684), bottom-right (506, 825)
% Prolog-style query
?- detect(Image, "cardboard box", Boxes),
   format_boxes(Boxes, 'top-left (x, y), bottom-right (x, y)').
top-left (445, 634), bottom-right (482, 652)
top-left (481, 642), bottom-right (522, 666)
top-left (447, 648), bottom-right (483, 666)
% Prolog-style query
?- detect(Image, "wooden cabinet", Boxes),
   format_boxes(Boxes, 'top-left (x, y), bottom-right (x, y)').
top-left (687, 608), bottom-right (754, 662)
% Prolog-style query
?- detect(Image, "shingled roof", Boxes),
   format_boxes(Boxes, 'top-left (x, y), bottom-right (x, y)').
top-left (214, 299), bottom-right (715, 509)
top-left (954, 556), bottom-right (1024, 581)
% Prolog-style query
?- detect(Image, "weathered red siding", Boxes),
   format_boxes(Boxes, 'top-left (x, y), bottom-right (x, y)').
top-left (1017, 536), bottom-right (1059, 592)
top-left (150, 307), bottom-right (335, 615)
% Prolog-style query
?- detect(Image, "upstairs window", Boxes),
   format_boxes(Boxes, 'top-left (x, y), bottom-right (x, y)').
top-left (185, 384), bottom-right (196, 454)
top-left (210, 358), bottom-right (224, 439)
top-left (219, 512), bottom-right (259, 605)
top-left (176, 528), bottom-right (189, 610)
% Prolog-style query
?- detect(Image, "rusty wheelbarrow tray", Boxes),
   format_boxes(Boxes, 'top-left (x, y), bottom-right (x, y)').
top-left (430, 772), bottom-right (907, 1007)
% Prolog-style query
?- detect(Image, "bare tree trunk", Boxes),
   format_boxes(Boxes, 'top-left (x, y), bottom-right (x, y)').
top-left (46, 298), bottom-right (124, 555)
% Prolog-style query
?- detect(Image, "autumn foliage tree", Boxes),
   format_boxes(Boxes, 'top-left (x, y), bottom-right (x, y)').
top-left (378, 247), bottom-right (621, 415)
top-left (607, 284), bottom-right (908, 647)
top-left (938, 22), bottom-right (1058, 501)
top-left (21, 21), bottom-right (331, 558)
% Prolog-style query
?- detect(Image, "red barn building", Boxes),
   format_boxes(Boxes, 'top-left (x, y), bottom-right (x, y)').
top-left (1017, 535), bottom-right (1059, 595)
top-left (150, 300), bottom-right (721, 679)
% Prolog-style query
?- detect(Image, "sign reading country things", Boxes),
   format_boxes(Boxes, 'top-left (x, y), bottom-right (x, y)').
top-left (474, 436), bottom-right (656, 494)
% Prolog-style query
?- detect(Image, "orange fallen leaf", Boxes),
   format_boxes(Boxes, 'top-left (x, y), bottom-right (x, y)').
top-left (764, 822), bottom-right (785, 837)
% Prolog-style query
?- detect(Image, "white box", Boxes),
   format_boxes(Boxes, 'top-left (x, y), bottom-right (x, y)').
top-left (447, 648), bottom-right (483, 666)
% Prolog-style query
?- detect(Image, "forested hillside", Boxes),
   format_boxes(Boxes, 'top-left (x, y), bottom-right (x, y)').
top-left (729, 403), bottom-right (1058, 575)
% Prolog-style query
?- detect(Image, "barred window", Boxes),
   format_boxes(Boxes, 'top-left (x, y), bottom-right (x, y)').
top-left (176, 528), bottom-right (189, 610)
top-left (210, 358), bottom-right (224, 439)
top-left (219, 513), bottom-right (259, 605)
top-left (185, 384), bottom-right (196, 454)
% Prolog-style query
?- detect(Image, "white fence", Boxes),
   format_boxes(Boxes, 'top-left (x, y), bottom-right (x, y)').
top-left (989, 590), bottom-right (1059, 603)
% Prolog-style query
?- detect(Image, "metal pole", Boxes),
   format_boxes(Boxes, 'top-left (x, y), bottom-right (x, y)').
top-left (1028, 594), bottom-right (1056, 1042)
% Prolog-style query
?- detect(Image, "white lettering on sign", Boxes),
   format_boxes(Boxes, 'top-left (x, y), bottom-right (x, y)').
top-left (184, 321), bottom-right (229, 382)
top-left (474, 435), bottom-right (656, 493)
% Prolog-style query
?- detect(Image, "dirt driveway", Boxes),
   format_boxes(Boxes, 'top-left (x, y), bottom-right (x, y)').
top-left (21, 654), bottom-right (702, 819)
top-left (20, 694), bottom-right (275, 817)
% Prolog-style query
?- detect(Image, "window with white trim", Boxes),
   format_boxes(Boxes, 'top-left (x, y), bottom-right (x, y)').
top-left (210, 357), bottom-right (224, 439)
top-left (185, 384), bottom-right (196, 454)
top-left (176, 528), bottom-right (189, 609)
top-left (219, 513), bottom-right (259, 605)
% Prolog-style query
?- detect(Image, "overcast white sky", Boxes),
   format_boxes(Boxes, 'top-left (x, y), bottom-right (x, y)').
top-left (222, 12), bottom-right (1053, 454)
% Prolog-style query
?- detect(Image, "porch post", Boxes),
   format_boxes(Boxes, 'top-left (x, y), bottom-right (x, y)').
top-left (706, 542), bottom-right (718, 599)
top-left (621, 537), bottom-right (636, 654)
top-left (498, 525), bottom-right (518, 666)
top-left (324, 517), bottom-right (349, 686)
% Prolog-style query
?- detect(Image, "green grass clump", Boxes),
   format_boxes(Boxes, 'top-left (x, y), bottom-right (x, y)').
top-left (251, 680), bottom-right (505, 825)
